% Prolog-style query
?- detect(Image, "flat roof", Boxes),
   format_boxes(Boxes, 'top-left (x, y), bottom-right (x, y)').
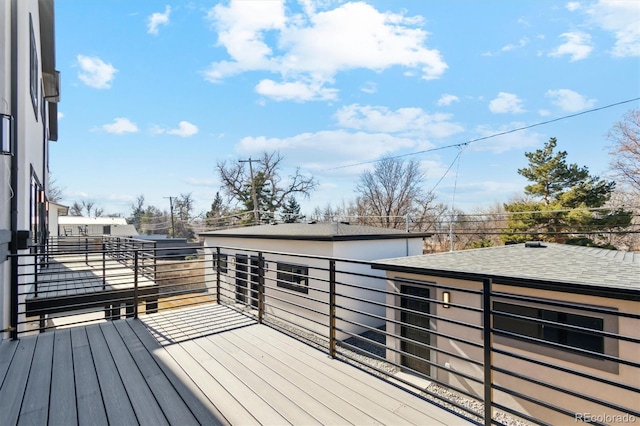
top-left (59, 216), bottom-right (127, 225)
top-left (199, 222), bottom-right (431, 242)
top-left (373, 242), bottom-right (640, 295)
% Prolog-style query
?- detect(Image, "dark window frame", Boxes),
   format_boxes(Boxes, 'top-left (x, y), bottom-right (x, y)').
top-left (493, 298), bottom-right (619, 374)
top-left (276, 262), bottom-right (309, 294)
top-left (29, 14), bottom-right (39, 120)
top-left (213, 253), bottom-right (228, 274)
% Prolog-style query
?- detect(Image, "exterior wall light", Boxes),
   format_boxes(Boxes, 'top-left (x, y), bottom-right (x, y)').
top-left (1, 114), bottom-right (13, 155)
top-left (442, 291), bottom-right (451, 308)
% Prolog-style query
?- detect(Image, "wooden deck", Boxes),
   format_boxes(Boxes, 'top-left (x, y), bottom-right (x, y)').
top-left (0, 304), bottom-right (470, 425)
top-left (25, 255), bottom-right (158, 318)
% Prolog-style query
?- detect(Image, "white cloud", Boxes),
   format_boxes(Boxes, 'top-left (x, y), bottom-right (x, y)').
top-left (184, 177), bottom-right (218, 187)
top-left (76, 55), bottom-right (117, 89)
top-left (147, 5), bottom-right (171, 35)
top-left (566, 2), bottom-right (581, 12)
top-left (489, 92), bottom-right (525, 114)
top-left (235, 129), bottom-right (420, 170)
top-left (501, 37), bottom-right (529, 52)
top-left (335, 104), bottom-right (463, 139)
top-left (169, 121), bottom-right (199, 137)
top-left (204, 1), bottom-right (447, 102)
top-left (102, 118), bottom-right (139, 135)
top-left (548, 32), bottom-right (593, 61)
top-left (587, 0), bottom-right (640, 57)
top-left (437, 94), bottom-right (459, 106)
top-left (546, 89), bottom-right (596, 112)
top-left (538, 109), bottom-right (551, 117)
top-left (57, 112), bottom-right (64, 119)
top-left (360, 81), bottom-right (377, 94)
top-left (153, 121), bottom-right (199, 137)
top-left (471, 124), bottom-right (541, 154)
top-left (255, 79), bottom-right (338, 102)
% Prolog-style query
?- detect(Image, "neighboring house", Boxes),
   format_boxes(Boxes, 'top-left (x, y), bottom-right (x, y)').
top-left (0, 0), bottom-right (60, 340)
top-left (58, 216), bottom-right (138, 237)
top-left (200, 222), bottom-right (431, 339)
top-left (373, 242), bottom-right (639, 426)
top-left (47, 201), bottom-right (68, 237)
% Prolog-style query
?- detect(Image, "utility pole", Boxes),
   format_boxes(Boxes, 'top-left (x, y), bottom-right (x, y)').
top-left (239, 157), bottom-right (261, 225)
top-left (164, 196), bottom-right (175, 238)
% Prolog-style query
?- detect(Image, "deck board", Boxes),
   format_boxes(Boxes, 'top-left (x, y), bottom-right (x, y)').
top-left (0, 337), bottom-right (37, 425)
top-left (0, 303), bottom-right (471, 426)
top-left (19, 332), bottom-right (54, 425)
top-left (127, 319), bottom-right (230, 426)
top-left (193, 332), bottom-right (323, 425)
top-left (0, 337), bottom-right (18, 386)
top-left (99, 322), bottom-right (170, 426)
top-left (240, 324), bottom-right (427, 425)
top-left (112, 320), bottom-right (200, 426)
top-left (252, 324), bottom-right (458, 425)
top-left (84, 324), bottom-right (137, 425)
top-left (70, 327), bottom-right (109, 426)
top-left (221, 330), bottom-right (368, 425)
top-left (49, 329), bottom-right (78, 426)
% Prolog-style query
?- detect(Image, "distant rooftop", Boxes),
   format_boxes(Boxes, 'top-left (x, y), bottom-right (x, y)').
top-left (374, 242), bottom-right (640, 293)
top-left (199, 222), bottom-right (431, 241)
top-left (59, 216), bottom-right (127, 225)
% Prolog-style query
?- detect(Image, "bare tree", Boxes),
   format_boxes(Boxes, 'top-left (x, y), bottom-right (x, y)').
top-left (68, 200), bottom-right (103, 217)
top-left (47, 174), bottom-right (64, 203)
top-left (355, 156), bottom-right (435, 229)
top-left (216, 151), bottom-right (317, 221)
top-left (69, 202), bottom-right (83, 216)
top-left (608, 108), bottom-right (640, 194)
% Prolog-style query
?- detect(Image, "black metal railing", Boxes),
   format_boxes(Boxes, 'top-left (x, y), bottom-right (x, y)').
top-left (9, 238), bottom-right (640, 425)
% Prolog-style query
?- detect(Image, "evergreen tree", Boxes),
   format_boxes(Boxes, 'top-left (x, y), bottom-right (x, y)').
top-left (205, 192), bottom-right (230, 229)
top-left (503, 138), bottom-right (632, 248)
top-left (281, 196), bottom-right (303, 223)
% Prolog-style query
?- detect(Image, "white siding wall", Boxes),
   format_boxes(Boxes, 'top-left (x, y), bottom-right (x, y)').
top-left (0, 0), bottom-right (50, 338)
top-left (0, 0), bottom-right (11, 339)
top-left (203, 235), bottom-right (425, 341)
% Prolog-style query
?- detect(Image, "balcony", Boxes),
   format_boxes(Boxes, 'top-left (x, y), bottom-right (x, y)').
top-left (4, 236), bottom-right (639, 425)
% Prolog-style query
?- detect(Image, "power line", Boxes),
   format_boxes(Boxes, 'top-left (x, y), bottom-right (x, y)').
top-left (321, 97), bottom-right (640, 172)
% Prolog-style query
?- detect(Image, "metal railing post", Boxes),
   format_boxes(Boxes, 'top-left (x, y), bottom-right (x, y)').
top-left (215, 247), bottom-right (221, 304)
top-left (133, 250), bottom-right (139, 318)
top-left (10, 253), bottom-right (18, 339)
top-left (483, 278), bottom-right (493, 425)
top-left (85, 237), bottom-right (89, 265)
top-left (329, 259), bottom-right (336, 358)
top-left (258, 252), bottom-right (264, 324)
top-left (102, 242), bottom-right (106, 290)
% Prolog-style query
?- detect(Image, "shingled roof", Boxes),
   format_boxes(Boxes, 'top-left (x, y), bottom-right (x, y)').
top-left (374, 242), bottom-right (640, 292)
top-left (199, 222), bottom-right (431, 241)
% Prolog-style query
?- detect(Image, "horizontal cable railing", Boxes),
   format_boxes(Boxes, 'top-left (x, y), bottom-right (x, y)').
top-left (9, 237), bottom-right (639, 425)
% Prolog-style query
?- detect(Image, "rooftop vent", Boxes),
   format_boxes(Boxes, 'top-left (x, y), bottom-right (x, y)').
top-left (524, 241), bottom-right (546, 248)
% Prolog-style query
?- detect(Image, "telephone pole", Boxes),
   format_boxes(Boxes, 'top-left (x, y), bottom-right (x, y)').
top-left (164, 196), bottom-right (175, 237)
top-left (239, 157), bottom-right (261, 225)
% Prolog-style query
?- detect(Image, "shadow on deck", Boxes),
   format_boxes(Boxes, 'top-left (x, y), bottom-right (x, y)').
top-left (0, 304), bottom-right (469, 425)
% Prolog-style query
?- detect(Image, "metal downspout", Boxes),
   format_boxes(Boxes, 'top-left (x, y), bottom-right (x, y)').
top-left (9, 0), bottom-right (19, 340)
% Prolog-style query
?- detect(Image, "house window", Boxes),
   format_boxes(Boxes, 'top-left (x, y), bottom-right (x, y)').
top-left (29, 14), bottom-right (39, 119)
top-left (277, 263), bottom-right (309, 294)
top-left (30, 171), bottom-right (45, 247)
top-left (494, 302), bottom-right (605, 355)
top-left (213, 253), bottom-right (228, 273)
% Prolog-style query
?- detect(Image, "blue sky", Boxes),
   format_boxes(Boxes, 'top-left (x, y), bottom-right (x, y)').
top-left (51, 0), bottom-right (640, 219)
